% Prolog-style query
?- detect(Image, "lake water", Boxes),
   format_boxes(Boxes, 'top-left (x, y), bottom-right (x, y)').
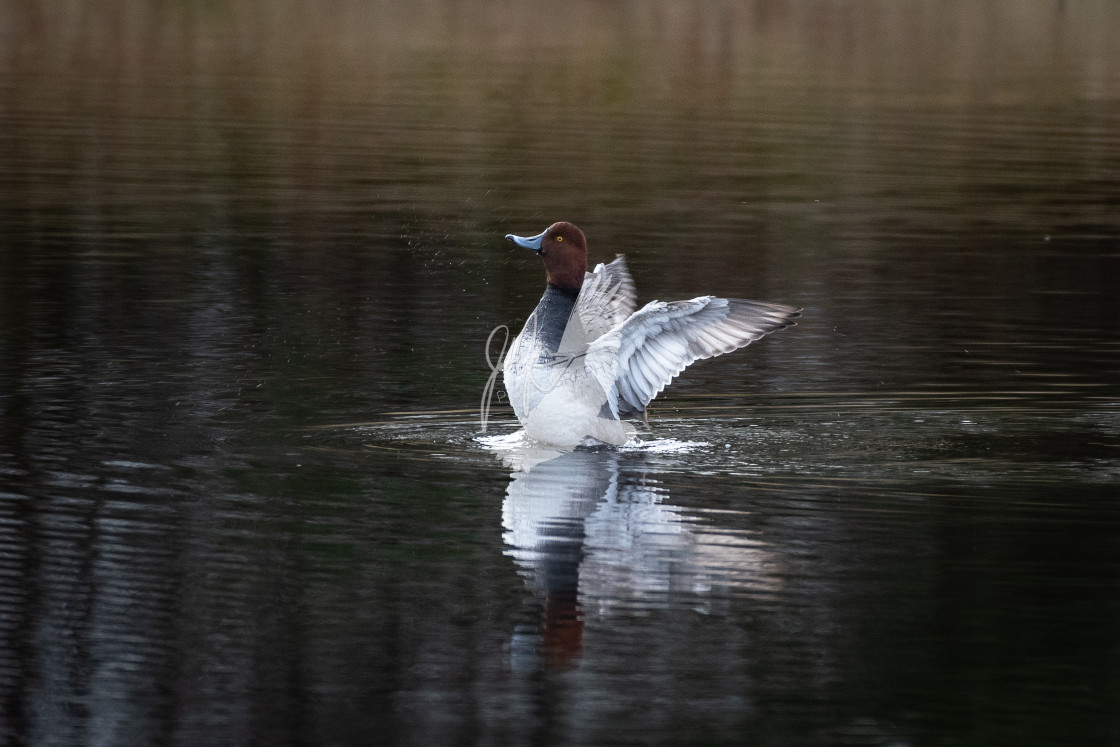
top-left (1, 2), bottom-right (1119, 744)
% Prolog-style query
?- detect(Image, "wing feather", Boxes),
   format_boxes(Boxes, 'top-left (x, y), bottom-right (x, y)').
top-left (586, 296), bottom-right (800, 416)
top-left (575, 255), bottom-right (637, 343)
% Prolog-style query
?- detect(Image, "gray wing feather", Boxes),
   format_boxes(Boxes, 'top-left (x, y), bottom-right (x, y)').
top-left (576, 256), bottom-right (637, 343)
top-left (588, 296), bottom-right (800, 416)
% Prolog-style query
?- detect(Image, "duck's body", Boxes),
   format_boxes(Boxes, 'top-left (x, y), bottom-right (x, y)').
top-left (504, 276), bottom-right (633, 446)
top-left (502, 222), bottom-right (799, 447)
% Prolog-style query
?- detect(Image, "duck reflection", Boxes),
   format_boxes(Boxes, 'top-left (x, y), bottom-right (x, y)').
top-left (491, 442), bottom-right (779, 671)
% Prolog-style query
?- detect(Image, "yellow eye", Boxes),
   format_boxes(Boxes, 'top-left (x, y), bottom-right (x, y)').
top-left (555, 236), bottom-right (563, 242)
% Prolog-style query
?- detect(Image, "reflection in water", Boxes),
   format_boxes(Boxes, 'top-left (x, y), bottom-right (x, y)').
top-left (493, 441), bottom-right (777, 670)
top-left (1, 0), bottom-right (1118, 742)
top-left (0, 460), bottom-right (306, 746)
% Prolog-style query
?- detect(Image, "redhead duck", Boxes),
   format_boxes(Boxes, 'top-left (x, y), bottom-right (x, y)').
top-left (501, 221), bottom-right (799, 447)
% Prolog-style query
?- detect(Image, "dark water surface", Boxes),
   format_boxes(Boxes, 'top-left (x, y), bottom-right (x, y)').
top-left (2, 2), bottom-right (1120, 745)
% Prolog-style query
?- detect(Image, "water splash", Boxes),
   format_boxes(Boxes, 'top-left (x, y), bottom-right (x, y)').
top-left (479, 324), bottom-right (509, 433)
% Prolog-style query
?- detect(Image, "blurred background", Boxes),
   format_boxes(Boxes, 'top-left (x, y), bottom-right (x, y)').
top-left (1, 1), bottom-right (1118, 745)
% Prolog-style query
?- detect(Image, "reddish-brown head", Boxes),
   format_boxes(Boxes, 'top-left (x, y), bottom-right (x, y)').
top-left (505, 221), bottom-right (588, 293)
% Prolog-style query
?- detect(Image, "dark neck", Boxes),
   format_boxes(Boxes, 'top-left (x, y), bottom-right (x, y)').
top-left (528, 284), bottom-right (579, 353)
top-left (547, 282), bottom-right (580, 299)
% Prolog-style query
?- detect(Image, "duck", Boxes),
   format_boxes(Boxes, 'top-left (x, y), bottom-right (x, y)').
top-left (501, 221), bottom-right (800, 447)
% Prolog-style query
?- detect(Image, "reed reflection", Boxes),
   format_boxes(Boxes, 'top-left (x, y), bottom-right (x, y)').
top-left (492, 442), bottom-right (779, 671)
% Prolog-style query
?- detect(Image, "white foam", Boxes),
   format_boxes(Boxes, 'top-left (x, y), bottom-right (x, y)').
top-left (475, 430), bottom-right (529, 449)
top-left (621, 438), bottom-right (708, 453)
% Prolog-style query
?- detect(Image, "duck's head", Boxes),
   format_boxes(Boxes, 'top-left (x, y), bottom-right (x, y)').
top-left (506, 221), bottom-right (588, 293)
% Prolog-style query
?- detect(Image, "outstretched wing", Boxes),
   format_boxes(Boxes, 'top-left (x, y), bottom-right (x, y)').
top-left (586, 297), bottom-right (801, 417)
top-left (575, 255), bottom-right (637, 343)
